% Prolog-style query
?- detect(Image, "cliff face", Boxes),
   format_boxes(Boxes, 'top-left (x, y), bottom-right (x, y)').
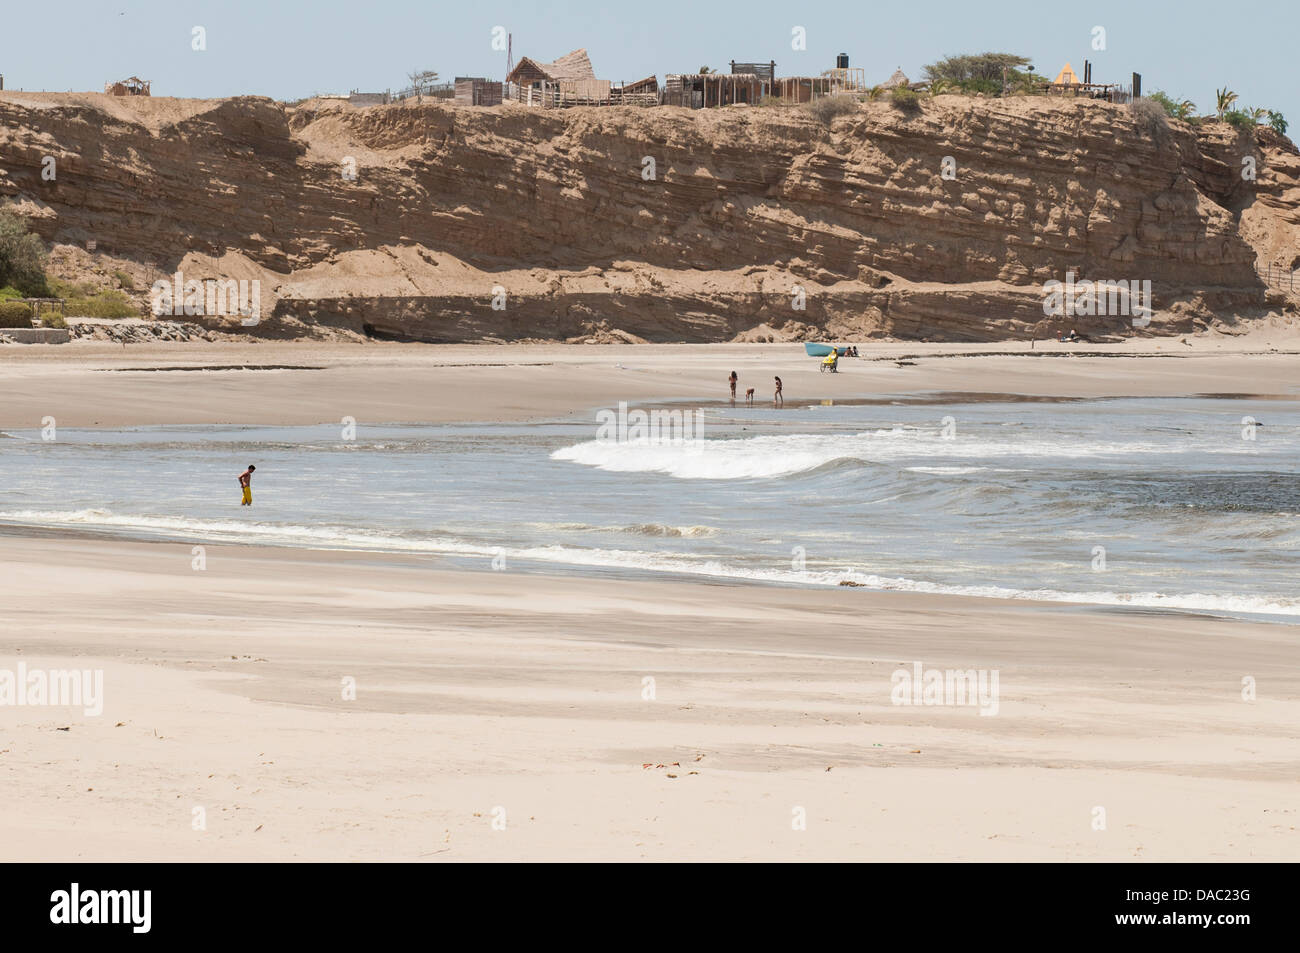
top-left (1, 90), bottom-right (1297, 341)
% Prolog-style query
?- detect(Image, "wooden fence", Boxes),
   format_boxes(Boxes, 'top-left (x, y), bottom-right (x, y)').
top-left (1258, 263), bottom-right (1300, 293)
top-left (504, 81), bottom-right (659, 108)
top-left (394, 82), bottom-right (455, 102)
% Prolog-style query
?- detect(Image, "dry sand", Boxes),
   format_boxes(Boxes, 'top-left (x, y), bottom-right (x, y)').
top-left (1, 535), bottom-right (1296, 862)
top-left (2, 339), bottom-right (1298, 861)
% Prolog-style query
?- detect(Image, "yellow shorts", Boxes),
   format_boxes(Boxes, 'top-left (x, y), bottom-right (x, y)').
top-left (241, 485), bottom-right (252, 504)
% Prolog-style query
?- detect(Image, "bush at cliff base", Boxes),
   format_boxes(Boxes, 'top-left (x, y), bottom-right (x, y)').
top-left (0, 209), bottom-right (50, 297)
top-left (0, 300), bottom-right (35, 328)
top-left (66, 289), bottom-right (137, 318)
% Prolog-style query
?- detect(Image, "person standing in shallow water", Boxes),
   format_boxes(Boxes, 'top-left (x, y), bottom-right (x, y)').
top-left (773, 376), bottom-right (783, 408)
top-left (728, 371), bottom-right (738, 402)
top-left (238, 465), bottom-right (255, 506)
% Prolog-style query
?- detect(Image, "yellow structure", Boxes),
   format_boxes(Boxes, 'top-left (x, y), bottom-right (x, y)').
top-left (1052, 62), bottom-right (1081, 86)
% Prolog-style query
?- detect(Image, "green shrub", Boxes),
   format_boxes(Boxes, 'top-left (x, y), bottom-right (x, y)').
top-left (64, 289), bottom-right (138, 319)
top-left (801, 95), bottom-right (860, 123)
top-left (922, 53), bottom-right (1047, 96)
top-left (1146, 90), bottom-right (1196, 121)
top-left (924, 53), bottom-right (1025, 85)
top-left (890, 86), bottom-right (920, 114)
top-left (113, 269), bottom-right (135, 290)
top-left (0, 285), bottom-right (22, 300)
top-left (956, 77), bottom-right (1002, 96)
top-left (1146, 90), bottom-right (1176, 115)
top-left (0, 300), bottom-right (34, 328)
top-left (1268, 111), bottom-right (1288, 135)
top-left (40, 312), bottom-right (67, 329)
top-left (1225, 109), bottom-right (1254, 132)
top-left (0, 209), bottom-right (49, 297)
top-left (49, 278), bottom-right (99, 298)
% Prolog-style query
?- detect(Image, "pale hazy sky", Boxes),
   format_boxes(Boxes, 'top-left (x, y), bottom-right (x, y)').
top-left (3, 0), bottom-right (1295, 125)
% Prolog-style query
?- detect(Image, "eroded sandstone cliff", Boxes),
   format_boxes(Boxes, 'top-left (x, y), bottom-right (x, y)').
top-left (1, 90), bottom-right (1297, 341)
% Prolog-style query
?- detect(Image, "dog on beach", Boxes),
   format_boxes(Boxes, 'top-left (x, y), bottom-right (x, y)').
top-left (745, 387), bottom-right (755, 406)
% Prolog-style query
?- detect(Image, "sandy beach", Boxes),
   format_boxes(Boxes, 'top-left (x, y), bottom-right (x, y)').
top-left (2, 340), bottom-right (1298, 861)
top-left (2, 532), bottom-right (1297, 862)
top-left (3, 334), bottom-right (1300, 430)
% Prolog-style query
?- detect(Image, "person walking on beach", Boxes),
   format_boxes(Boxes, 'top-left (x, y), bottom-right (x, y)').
top-left (773, 376), bottom-right (783, 408)
top-left (238, 465), bottom-right (256, 506)
top-left (728, 371), bottom-right (738, 402)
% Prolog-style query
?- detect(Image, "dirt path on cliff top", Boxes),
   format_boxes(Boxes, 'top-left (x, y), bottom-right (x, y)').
top-left (2, 336), bottom-right (1299, 429)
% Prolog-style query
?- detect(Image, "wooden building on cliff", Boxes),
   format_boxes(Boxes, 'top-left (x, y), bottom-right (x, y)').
top-left (505, 48), bottom-right (612, 106)
top-left (1043, 60), bottom-right (1129, 102)
top-left (105, 76), bottom-right (150, 96)
top-left (662, 72), bottom-right (765, 108)
top-left (454, 77), bottom-right (503, 106)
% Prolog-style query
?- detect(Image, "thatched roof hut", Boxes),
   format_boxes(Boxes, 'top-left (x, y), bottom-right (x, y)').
top-left (621, 75), bottom-right (659, 93)
top-left (506, 48), bottom-right (596, 86)
top-left (880, 67), bottom-right (910, 89)
top-left (545, 49), bottom-right (595, 81)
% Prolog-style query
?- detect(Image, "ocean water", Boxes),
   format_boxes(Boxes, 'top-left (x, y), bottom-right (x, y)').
top-left (2, 394), bottom-right (1298, 621)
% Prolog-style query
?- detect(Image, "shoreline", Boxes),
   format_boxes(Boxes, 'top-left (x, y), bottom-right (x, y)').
top-left (2, 520), bottom-right (1297, 627)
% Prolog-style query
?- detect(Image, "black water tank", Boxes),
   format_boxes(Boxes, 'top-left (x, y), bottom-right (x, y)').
top-left (836, 53), bottom-right (849, 69)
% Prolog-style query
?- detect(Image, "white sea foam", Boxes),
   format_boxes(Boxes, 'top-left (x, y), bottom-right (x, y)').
top-left (550, 430), bottom-right (1219, 480)
top-left (523, 520), bottom-right (718, 538)
top-left (3, 507), bottom-right (1297, 619)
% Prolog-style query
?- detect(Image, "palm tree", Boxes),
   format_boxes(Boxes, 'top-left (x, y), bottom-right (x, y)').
top-left (1247, 106), bottom-right (1268, 124)
top-left (866, 85), bottom-right (883, 102)
top-left (929, 79), bottom-right (949, 97)
top-left (1172, 99), bottom-right (1196, 121)
top-left (698, 66), bottom-right (715, 75)
top-left (1216, 87), bottom-right (1238, 120)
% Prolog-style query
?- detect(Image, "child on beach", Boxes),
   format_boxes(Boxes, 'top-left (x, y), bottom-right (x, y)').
top-left (238, 465), bottom-right (255, 506)
top-left (729, 371), bottom-right (738, 401)
top-left (774, 376), bottom-right (783, 407)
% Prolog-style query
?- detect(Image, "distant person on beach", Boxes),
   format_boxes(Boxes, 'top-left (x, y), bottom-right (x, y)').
top-left (774, 376), bottom-right (783, 408)
top-left (238, 465), bottom-right (255, 506)
top-left (729, 371), bottom-right (738, 401)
